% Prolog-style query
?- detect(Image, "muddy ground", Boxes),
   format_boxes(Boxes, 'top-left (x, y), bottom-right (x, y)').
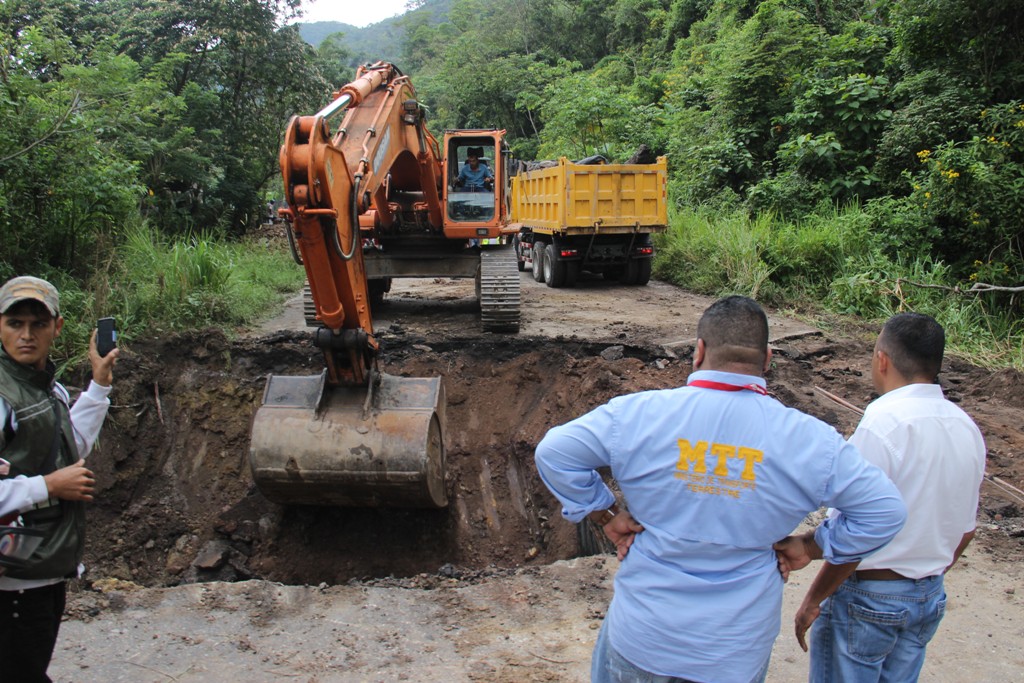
top-left (50, 262), bottom-right (1024, 681)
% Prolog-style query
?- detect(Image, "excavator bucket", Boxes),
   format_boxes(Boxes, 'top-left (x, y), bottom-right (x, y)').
top-left (249, 370), bottom-right (447, 508)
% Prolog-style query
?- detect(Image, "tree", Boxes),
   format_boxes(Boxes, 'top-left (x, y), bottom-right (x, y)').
top-left (0, 3), bottom-right (143, 276)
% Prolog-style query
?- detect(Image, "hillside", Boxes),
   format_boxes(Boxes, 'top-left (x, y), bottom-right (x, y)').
top-left (296, 0), bottom-right (452, 63)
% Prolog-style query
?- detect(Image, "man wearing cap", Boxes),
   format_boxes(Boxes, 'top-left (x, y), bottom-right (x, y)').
top-left (0, 276), bottom-right (119, 682)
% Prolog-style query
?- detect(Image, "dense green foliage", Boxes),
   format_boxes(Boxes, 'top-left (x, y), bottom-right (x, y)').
top-left (52, 229), bottom-right (304, 370)
top-left (1, 0), bottom-right (334, 360)
top-left (1, 0), bottom-right (339, 274)
top-left (396, 0), bottom-right (1023, 365)
top-left (2, 0), bottom-right (1022, 367)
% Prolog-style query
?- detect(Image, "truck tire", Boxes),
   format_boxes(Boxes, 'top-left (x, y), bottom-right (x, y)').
top-left (618, 262), bottom-right (635, 285)
top-left (544, 243), bottom-right (568, 288)
top-left (531, 242), bottom-right (546, 282)
top-left (635, 258), bottom-right (652, 286)
top-left (564, 260), bottom-right (580, 287)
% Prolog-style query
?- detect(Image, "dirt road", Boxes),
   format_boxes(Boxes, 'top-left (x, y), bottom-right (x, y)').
top-left (50, 265), bottom-right (1024, 681)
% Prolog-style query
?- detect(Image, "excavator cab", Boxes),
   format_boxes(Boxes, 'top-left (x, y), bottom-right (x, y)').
top-left (442, 131), bottom-right (509, 240)
top-left (448, 142), bottom-right (496, 221)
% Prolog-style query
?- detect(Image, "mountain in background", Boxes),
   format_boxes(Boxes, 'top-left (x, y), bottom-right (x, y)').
top-left (296, 0), bottom-right (451, 65)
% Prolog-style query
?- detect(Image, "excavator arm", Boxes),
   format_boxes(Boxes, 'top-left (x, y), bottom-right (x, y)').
top-left (278, 62), bottom-right (445, 385)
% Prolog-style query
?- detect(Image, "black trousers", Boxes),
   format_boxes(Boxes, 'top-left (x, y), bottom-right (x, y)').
top-left (0, 582), bottom-right (66, 683)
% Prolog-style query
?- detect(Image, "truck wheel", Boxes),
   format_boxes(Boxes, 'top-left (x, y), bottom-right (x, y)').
top-left (513, 235), bottom-right (526, 272)
top-left (532, 243), bottom-right (546, 282)
top-left (619, 259), bottom-right (640, 285)
top-left (635, 258), bottom-right (652, 286)
top-left (564, 261), bottom-right (580, 287)
top-left (545, 243), bottom-right (567, 288)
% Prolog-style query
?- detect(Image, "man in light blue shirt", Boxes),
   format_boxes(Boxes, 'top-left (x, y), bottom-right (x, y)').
top-left (534, 296), bottom-right (906, 683)
top-left (456, 147), bottom-right (493, 191)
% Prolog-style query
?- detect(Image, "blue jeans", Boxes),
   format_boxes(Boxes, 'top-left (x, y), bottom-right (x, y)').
top-left (809, 574), bottom-right (946, 683)
top-left (591, 618), bottom-right (769, 683)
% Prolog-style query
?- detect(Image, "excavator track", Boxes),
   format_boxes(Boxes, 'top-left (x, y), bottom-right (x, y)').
top-left (479, 248), bottom-right (521, 333)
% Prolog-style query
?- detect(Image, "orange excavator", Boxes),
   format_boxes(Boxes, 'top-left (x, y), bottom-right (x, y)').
top-left (249, 62), bottom-right (520, 508)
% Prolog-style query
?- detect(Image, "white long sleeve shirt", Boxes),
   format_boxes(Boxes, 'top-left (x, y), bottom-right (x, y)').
top-left (849, 382), bottom-right (986, 578)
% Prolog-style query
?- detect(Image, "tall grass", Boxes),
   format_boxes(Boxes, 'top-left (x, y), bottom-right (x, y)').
top-left (50, 223), bottom-right (304, 370)
top-left (653, 208), bottom-right (776, 299)
top-left (656, 204), bottom-right (1024, 370)
top-left (831, 250), bottom-right (1024, 369)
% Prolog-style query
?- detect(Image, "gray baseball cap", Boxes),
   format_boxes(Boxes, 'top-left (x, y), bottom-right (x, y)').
top-left (0, 276), bottom-right (60, 316)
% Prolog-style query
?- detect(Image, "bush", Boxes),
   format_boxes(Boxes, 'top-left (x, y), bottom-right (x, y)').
top-left (895, 101), bottom-right (1024, 275)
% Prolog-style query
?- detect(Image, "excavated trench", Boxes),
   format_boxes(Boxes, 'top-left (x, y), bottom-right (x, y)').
top-left (79, 329), bottom-right (686, 588)
top-left (72, 273), bottom-right (1024, 590)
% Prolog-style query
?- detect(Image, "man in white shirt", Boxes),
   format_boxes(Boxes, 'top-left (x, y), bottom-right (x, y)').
top-left (780, 312), bottom-right (986, 682)
top-left (0, 276), bottom-right (119, 682)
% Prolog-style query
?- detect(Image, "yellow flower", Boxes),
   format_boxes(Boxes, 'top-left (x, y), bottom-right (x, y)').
top-left (916, 149), bottom-right (931, 161)
top-left (925, 192), bottom-right (931, 198)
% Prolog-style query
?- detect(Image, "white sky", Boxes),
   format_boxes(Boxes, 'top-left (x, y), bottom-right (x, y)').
top-left (297, 0), bottom-right (410, 28)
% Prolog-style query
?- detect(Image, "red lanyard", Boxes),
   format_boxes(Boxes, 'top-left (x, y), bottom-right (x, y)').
top-left (688, 379), bottom-right (767, 396)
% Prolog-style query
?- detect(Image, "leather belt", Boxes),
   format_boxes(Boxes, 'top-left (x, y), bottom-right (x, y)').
top-left (855, 568), bottom-right (911, 581)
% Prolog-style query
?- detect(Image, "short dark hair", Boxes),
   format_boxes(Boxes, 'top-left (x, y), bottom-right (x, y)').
top-left (2, 298), bottom-right (54, 320)
top-left (697, 296), bottom-right (769, 361)
top-left (879, 312), bottom-right (944, 380)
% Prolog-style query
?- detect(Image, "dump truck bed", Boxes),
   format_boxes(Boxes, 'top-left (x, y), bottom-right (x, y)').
top-left (511, 157), bottom-right (668, 235)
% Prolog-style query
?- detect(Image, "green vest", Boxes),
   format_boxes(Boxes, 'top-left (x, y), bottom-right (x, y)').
top-left (0, 350), bottom-right (86, 580)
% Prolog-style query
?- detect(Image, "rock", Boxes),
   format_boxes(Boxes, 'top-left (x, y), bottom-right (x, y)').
top-left (193, 540), bottom-right (231, 570)
top-left (600, 346), bottom-right (624, 361)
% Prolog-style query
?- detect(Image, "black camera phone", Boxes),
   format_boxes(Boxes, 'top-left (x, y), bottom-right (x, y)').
top-left (96, 317), bottom-right (117, 357)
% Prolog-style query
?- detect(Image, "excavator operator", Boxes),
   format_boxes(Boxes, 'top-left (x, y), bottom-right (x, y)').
top-left (456, 147), bottom-right (493, 191)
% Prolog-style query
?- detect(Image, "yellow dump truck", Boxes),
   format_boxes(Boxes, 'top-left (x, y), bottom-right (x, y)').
top-left (508, 156), bottom-right (668, 287)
